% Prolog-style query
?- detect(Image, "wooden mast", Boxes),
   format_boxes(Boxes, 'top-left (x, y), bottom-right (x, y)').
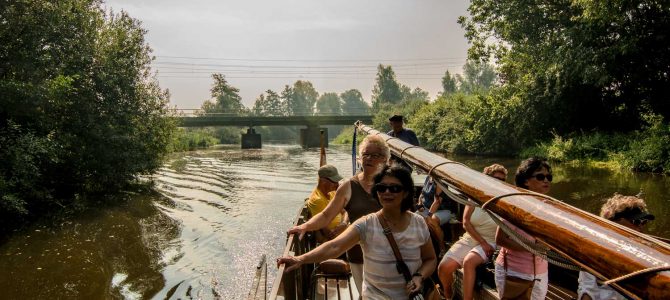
top-left (355, 122), bottom-right (670, 299)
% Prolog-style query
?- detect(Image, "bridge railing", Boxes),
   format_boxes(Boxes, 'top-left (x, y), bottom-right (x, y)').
top-left (169, 108), bottom-right (371, 118)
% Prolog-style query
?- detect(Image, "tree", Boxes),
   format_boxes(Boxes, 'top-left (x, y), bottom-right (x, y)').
top-left (288, 80), bottom-right (318, 115)
top-left (459, 0), bottom-right (670, 133)
top-left (251, 89), bottom-right (284, 116)
top-left (0, 0), bottom-right (175, 229)
top-left (251, 93), bottom-right (267, 116)
top-left (340, 89), bottom-right (370, 115)
top-left (458, 60), bottom-right (496, 94)
top-left (441, 71), bottom-right (458, 95)
top-left (401, 86), bottom-right (430, 103)
top-left (279, 85), bottom-right (294, 116)
top-left (203, 74), bottom-right (244, 114)
top-left (316, 92), bottom-right (342, 115)
top-left (371, 64), bottom-right (402, 109)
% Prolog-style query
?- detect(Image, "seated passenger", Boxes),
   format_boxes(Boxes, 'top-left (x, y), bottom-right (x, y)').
top-left (577, 194), bottom-right (655, 300)
top-left (307, 164), bottom-right (346, 241)
top-left (438, 164), bottom-right (506, 300)
top-left (494, 158), bottom-right (551, 300)
top-left (417, 176), bottom-right (453, 226)
top-left (279, 165), bottom-right (437, 299)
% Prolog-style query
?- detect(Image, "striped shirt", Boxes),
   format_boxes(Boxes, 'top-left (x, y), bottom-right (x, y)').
top-left (354, 212), bottom-right (430, 300)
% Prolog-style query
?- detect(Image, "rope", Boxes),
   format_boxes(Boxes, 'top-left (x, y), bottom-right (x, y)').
top-left (603, 266), bottom-right (670, 285)
top-left (399, 146), bottom-right (420, 160)
top-left (481, 192), bottom-right (555, 211)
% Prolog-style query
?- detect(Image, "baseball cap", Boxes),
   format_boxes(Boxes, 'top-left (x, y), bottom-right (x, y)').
top-left (318, 164), bottom-right (343, 182)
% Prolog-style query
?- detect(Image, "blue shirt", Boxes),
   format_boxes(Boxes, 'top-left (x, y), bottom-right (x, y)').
top-left (387, 128), bottom-right (420, 146)
top-left (421, 177), bottom-right (449, 210)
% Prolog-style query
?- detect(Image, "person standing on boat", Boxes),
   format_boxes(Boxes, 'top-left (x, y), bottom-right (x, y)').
top-left (307, 164), bottom-right (347, 242)
top-left (287, 135), bottom-right (389, 294)
top-left (494, 158), bottom-right (551, 299)
top-left (387, 115), bottom-right (420, 146)
top-left (577, 193), bottom-right (655, 300)
top-left (437, 164), bottom-right (507, 300)
top-left (279, 165), bottom-right (437, 299)
top-left (387, 115), bottom-right (419, 172)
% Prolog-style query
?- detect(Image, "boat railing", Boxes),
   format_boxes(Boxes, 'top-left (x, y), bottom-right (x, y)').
top-left (269, 205), bottom-right (317, 300)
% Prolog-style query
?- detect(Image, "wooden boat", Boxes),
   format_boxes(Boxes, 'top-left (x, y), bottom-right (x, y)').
top-left (249, 123), bottom-right (670, 300)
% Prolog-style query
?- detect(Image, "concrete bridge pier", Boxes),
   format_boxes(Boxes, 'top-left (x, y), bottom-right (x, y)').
top-left (241, 127), bottom-right (262, 149)
top-left (300, 126), bottom-right (328, 148)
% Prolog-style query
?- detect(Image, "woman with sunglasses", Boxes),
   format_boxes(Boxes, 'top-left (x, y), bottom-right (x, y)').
top-left (438, 164), bottom-right (508, 300)
top-left (287, 135), bottom-right (389, 293)
top-left (279, 165), bottom-right (437, 299)
top-left (494, 157), bottom-right (552, 299)
top-left (577, 194), bottom-right (655, 300)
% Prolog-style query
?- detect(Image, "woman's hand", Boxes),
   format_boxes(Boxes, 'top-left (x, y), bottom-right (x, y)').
top-left (482, 242), bottom-right (495, 258)
top-left (287, 224), bottom-right (308, 240)
top-left (276, 256), bottom-right (303, 272)
top-left (407, 275), bottom-right (423, 294)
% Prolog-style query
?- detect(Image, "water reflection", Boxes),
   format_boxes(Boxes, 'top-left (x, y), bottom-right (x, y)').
top-left (0, 191), bottom-right (180, 299)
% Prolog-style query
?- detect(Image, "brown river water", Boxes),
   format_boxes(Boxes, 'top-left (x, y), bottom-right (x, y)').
top-left (0, 145), bottom-right (668, 299)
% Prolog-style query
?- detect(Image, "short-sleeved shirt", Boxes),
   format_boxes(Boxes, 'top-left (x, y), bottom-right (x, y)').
top-left (460, 206), bottom-right (497, 244)
top-left (387, 128), bottom-right (420, 146)
top-left (306, 188), bottom-right (342, 230)
top-left (354, 212), bottom-right (430, 300)
top-left (494, 220), bottom-right (548, 275)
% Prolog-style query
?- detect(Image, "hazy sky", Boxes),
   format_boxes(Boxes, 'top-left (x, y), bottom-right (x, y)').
top-left (103, 0), bottom-right (472, 109)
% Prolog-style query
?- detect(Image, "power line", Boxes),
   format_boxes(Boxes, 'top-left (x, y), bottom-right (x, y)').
top-left (151, 60), bottom-right (464, 69)
top-left (154, 55), bottom-right (468, 63)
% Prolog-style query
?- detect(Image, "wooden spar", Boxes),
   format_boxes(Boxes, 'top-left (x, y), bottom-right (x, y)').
top-left (319, 130), bottom-right (326, 167)
top-left (356, 123), bottom-right (670, 299)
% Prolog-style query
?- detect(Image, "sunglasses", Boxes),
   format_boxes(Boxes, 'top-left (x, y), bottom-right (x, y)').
top-left (631, 218), bottom-right (650, 227)
top-left (532, 173), bottom-right (553, 182)
top-left (375, 184), bottom-right (404, 193)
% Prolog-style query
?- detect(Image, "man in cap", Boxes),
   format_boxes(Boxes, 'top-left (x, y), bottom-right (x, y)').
top-left (387, 115), bottom-right (420, 146)
top-left (577, 193), bottom-right (655, 300)
top-left (306, 164), bottom-right (347, 241)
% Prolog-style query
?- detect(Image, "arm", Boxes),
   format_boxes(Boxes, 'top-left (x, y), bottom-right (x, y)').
top-left (408, 238), bottom-right (437, 293)
top-left (495, 226), bottom-right (526, 252)
top-left (462, 205), bottom-right (494, 257)
top-left (288, 180), bottom-right (352, 240)
top-left (278, 224), bottom-right (361, 272)
top-left (428, 185), bottom-right (442, 214)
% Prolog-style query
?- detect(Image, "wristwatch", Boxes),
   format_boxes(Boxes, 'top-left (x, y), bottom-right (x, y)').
top-left (412, 272), bottom-right (423, 279)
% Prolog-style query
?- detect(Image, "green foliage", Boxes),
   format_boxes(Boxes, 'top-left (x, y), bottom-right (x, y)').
top-left (371, 64), bottom-right (402, 109)
top-left (621, 115), bottom-right (670, 173)
top-left (340, 89), bottom-right (370, 115)
top-left (371, 99), bottom-right (429, 134)
top-left (316, 92), bottom-right (342, 115)
top-left (202, 74), bottom-right (246, 115)
top-left (0, 0), bottom-right (175, 228)
top-left (459, 0), bottom-right (670, 133)
top-left (520, 132), bottom-right (631, 162)
top-left (289, 80), bottom-right (319, 115)
top-left (441, 71), bottom-right (458, 95)
top-left (252, 90), bottom-right (284, 116)
top-left (171, 128), bottom-right (220, 152)
top-left (331, 126), bottom-right (366, 145)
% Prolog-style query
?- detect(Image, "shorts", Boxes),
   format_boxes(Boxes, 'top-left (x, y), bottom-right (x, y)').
top-left (417, 209), bottom-right (452, 225)
top-left (441, 236), bottom-right (496, 266)
top-left (494, 262), bottom-right (548, 300)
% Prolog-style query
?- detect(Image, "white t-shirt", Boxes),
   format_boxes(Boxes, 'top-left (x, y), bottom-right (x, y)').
top-left (354, 212), bottom-right (430, 300)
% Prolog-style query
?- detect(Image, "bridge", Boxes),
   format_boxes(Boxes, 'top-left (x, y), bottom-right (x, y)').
top-left (175, 113), bottom-right (373, 148)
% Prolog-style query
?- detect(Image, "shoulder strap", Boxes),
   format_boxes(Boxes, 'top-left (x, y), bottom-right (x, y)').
top-left (376, 211), bottom-right (413, 282)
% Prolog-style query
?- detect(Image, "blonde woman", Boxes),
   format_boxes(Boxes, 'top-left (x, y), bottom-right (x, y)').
top-left (288, 135), bottom-right (390, 293)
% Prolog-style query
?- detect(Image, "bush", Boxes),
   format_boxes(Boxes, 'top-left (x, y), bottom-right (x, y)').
top-left (621, 115), bottom-right (670, 173)
top-left (171, 128), bottom-right (220, 151)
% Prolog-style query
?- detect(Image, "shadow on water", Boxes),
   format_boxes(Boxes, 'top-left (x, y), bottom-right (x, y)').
top-left (0, 190), bottom-right (181, 299)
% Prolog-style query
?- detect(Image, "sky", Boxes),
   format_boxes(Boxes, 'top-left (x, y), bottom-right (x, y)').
top-left (103, 0), bottom-right (472, 109)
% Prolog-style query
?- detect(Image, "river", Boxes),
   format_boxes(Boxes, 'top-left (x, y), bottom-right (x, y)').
top-left (0, 145), bottom-right (667, 299)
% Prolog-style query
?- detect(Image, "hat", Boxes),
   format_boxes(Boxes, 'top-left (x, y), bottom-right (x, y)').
top-left (318, 164), bottom-right (343, 182)
top-left (388, 115), bottom-right (404, 122)
top-left (612, 207), bottom-right (655, 222)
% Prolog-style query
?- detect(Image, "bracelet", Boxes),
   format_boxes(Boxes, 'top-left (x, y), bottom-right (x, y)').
top-left (412, 272), bottom-right (423, 279)
top-left (426, 212), bottom-right (433, 217)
